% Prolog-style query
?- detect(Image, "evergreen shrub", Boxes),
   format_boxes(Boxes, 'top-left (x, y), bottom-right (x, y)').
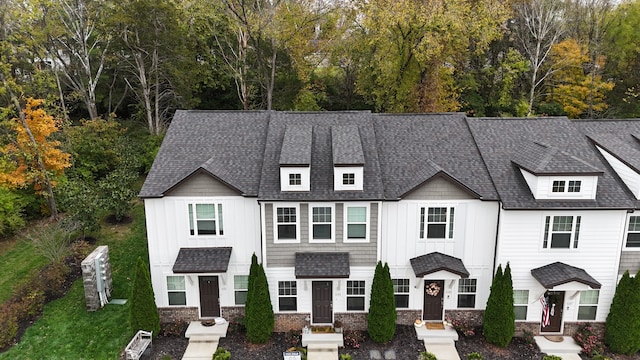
top-left (367, 261), bottom-right (397, 343)
top-left (245, 261), bottom-right (273, 343)
top-left (129, 257), bottom-right (160, 337)
top-left (483, 263), bottom-right (515, 347)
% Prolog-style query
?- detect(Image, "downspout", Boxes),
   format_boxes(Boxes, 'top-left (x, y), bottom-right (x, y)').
top-left (492, 202), bottom-right (502, 277)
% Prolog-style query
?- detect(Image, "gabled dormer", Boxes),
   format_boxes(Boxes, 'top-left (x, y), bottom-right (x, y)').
top-left (512, 142), bottom-right (603, 200)
top-left (589, 134), bottom-right (640, 200)
top-left (279, 125), bottom-right (312, 192)
top-left (332, 125), bottom-right (364, 191)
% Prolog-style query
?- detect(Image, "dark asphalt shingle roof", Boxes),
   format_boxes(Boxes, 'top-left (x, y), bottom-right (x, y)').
top-left (332, 125), bottom-right (365, 165)
top-left (531, 261), bottom-right (601, 289)
top-left (410, 252), bottom-right (470, 278)
top-left (295, 252), bottom-right (350, 278)
top-left (511, 141), bottom-right (603, 175)
top-left (467, 117), bottom-right (635, 209)
top-left (280, 125), bottom-right (312, 165)
top-left (172, 247), bottom-right (233, 273)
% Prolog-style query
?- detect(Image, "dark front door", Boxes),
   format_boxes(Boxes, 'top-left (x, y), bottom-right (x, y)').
top-left (541, 291), bottom-right (564, 333)
top-left (423, 280), bottom-right (444, 321)
top-left (199, 276), bottom-right (220, 317)
top-left (312, 281), bottom-right (332, 324)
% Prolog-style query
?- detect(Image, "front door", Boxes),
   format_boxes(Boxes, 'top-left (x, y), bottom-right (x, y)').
top-left (423, 280), bottom-right (444, 321)
top-left (541, 291), bottom-right (564, 333)
top-left (312, 281), bottom-right (332, 324)
top-left (199, 276), bottom-right (220, 317)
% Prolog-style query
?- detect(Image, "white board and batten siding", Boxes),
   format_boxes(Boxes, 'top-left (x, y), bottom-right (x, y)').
top-left (597, 146), bottom-right (640, 199)
top-left (380, 178), bottom-right (500, 311)
top-left (144, 175), bottom-right (262, 309)
top-left (496, 209), bottom-right (627, 322)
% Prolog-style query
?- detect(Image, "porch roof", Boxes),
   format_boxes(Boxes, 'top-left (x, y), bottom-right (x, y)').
top-left (172, 247), bottom-right (232, 273)
top-left (295, 252), bottom-right (350, 278)
top-left (410, 252), bottom-right (470, 278)
top-left (531, 262), bottom-right (601, 289)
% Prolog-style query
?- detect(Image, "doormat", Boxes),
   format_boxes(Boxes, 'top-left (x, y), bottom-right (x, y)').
top-left (426, 323), bottom-right (445, 330)
top-left (311, 326), bottom-right (334, 333)
top-left (544, 335), bottom-right (564, 342)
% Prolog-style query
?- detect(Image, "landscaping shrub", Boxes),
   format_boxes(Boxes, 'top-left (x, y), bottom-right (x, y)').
top-left (228, 315), bottom-right (245, 334)
top-left (0, 306), bottom-right (18, 349)
top-left (212, 346), bottom-right (231, 360)
top-left (449, 318), bottom-right (475, 337)
top-left (285, 329), bottom-right (302, 347)
top-left (0, 187), bottom-right (26, 237)
top-left (129, 257), bottom-right (160, 337)
top-left (420, 351), bottom-right (438, 360)
top-left (467, 352), bottom-right (484, 359)
top-left (11, 289), bottom-right (45, 319)
top-left (367, 261), bottom-right (396, 343)
top-left (245, 261), bottom-right (273, 343)
top-left (39, 262), bottom-right (71, 299)
top-left (573, 323), bottom-right (605, 356)
top-left (605, 270), bottom-right (640, 354)
top-left (483, 263), bottom-right (515, 347)
top-left (160, 321), bottom-right (187, 337)
top-left (244, 254), bottom-right (259, 334)
top-left (343, 330), bottom-right (365, 349)
top-left (521, 329), bottom-right (536, 347)
top-left (542, 356), bottom-right (562, 360)
top-left (340, 354), bottom-right (353, 360)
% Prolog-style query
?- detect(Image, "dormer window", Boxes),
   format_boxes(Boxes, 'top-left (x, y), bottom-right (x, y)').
top-left (279, 125), bottom-right (311, 192)
top-left (343, 173), bottom-right (355, 185)
top-left (332, 125), bottom-right (364, 191)
top-left (552, 181), bottom-right (565, 192)
top-left (552, 180), bottom-right (582, 193)
top-left (289, 173), bottom-right (302, 186)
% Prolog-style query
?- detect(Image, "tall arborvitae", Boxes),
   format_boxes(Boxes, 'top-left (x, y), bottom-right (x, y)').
top-left (244, 253), bottom-right (259, 331)
top-left (484, 264), bottom-right (513, 346)
top-left (129, 257), bottom-right (160, 337)
top-left (246, 262), bottom-right (274, 343)
top-left (367, 261), bottom-right (396, 343)
top-left (606, 271), bottom-right (640, 354)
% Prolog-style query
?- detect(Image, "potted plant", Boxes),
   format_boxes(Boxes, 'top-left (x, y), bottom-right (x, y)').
top-left (334, 320), bottom-right (343, 333)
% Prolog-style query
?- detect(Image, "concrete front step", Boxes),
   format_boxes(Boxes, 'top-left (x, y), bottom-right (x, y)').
top-left (302, 333), bottom-right (344, 347)
top-left (534, 336), bottom-right (582, 354)
top-left (415, 325), bottom-right (459, 342)
top-left (423, 340), bottom-right (461, 360)
top-left (307, 346), bottom-right (338, 360)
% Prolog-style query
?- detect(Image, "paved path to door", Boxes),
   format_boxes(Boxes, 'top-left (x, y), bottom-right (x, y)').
top-left (534, 336), bottom-right (582, 360)
top-left (415, 324), bottom-right (461, 360)
top-left (182, 321), bottom-right (229, 360)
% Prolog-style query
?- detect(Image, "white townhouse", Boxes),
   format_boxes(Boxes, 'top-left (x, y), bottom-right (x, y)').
top-left (140, 110), bottom-right (640, 335)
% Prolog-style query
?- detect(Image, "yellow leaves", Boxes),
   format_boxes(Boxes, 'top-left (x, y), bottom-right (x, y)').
top-left (0, 98), bottom-right (71, 192)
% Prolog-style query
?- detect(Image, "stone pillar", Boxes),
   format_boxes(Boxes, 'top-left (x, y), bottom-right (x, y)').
top-left (81, 246), bottom-right (113, 311)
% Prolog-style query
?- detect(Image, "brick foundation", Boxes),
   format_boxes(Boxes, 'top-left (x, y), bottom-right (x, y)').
top-left (158, 307), bottom-right (199, 323)
top-left (515, 322), bottom-right (541, 336)
top-left (334, 313), bottom-right (368, 331)
top-left (396, 309), bottom-right (422, 325)
top-left (275, 313), bottom-right (310, 332)
top-left (445, 309), bottom-right (484, 328)
top-left (563, 322), bottom-right (605, 337)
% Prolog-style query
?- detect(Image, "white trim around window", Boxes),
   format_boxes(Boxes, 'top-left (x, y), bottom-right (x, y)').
top-left (626, 216), bottom-right (640, 249)
top-left (542, 215), bottom-right (581, 249)
top-left (513, 290), bottom-right (529, 321)
top-left (188, 203), bottom-right (224, 237)
top-left (167, 275), bottom-right (187, 306)
top-left (343, 203), bottom-right (370, 243)
top-left (274, 204), bottom-right (300, 243)
top-left (309, 203), bottom-right (335, 243)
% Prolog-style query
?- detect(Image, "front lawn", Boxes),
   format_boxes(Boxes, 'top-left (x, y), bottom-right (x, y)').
top-left (0, 240), bottom-right (48, 303)
top-left (0, 204), bottom-right (149, 360)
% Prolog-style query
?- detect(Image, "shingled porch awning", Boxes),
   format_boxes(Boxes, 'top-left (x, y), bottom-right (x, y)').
top-left (172, 247), bottom-right (232, 273)
top-left (410, 252), bottom-right (470, 278)
top-left (531, 262), bottom-right (601, 290)
top-left (295, 252), bottom-right (350, 278)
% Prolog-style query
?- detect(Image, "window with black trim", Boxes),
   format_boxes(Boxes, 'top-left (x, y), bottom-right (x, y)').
top-left (289, 173), bottom-right (302, 186)
top-left (420, 207), bottom-right (454, 239)
top-left (457, 278), bottom-right (476, 308)
top-left (276, 207), bottom-right (297, 240)
top-left (347, 280), bottom-right (365, 311)
top-left (189, 203), bottom-right (223, 235)
top-left (234, 275), bottom-right (248, 305)
top-left (278, 281), bottom-right (297, 311)
top-left (513, 290), bottom-right (529, 320)
top-left (393, 279), bottom-right (410, 308)
top-left (167, 276), bottom-right (186, 306)
top-left (627, 216), bottom-right (640, 248)
top-left (543, 215), bottom-right (581, 248)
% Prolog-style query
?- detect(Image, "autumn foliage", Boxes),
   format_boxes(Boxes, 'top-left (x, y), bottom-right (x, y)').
top-left (0, 98), bottom-right (70, 192)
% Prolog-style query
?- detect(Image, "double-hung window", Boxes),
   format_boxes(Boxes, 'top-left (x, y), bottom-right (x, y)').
top-left (420, 207), bottom-right (454, 239)
top-left (311, 205), bottom-right (333, 242)
top-left (167, 276), bottom-right (186, 306)
top-left (457, 278), bottom-right (476, 308)
top-left (392, 279), bottom-right (410, 308)
top-left (189, 203), bottom-right (223, 236)
top-left (234, 275), bottom-right (248, 305)
top-left (577, 290), bottom-right (599, 320)
top-left (276, 206), bottom-right (298, 241)
top-left (513, 290), bottom-right (529, 320)
top-left (347, 280), bottom-right (366, 311)
top-left (627, 216), bottom-right (640, 248)
top-left (345, 205), bottom-right (368, 241)
top-left (543, 215), bottom-right (581, 249)
top-left (278, 281), bottom-right (297, 311)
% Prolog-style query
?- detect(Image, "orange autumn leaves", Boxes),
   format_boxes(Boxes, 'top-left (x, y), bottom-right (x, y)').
top-left (0, 98), bottom-right (70, 193)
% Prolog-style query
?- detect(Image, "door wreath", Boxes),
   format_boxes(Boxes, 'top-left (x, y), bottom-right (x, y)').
top-left (425, 282), bottom-right (441, 296)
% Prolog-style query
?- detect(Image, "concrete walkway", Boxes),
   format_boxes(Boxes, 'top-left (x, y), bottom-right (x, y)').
top-left (302, 333), bottom-right (343, 360)
top-left (182, 320), bottom-right (229, 360)
top-left (534, 336), bottom-right (582, 360)
top-left (415, 324), bottom-right (461, 360)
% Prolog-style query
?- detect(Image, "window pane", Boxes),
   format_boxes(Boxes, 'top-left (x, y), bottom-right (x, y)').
top-left (629, 216), bottom-right (640, 232)
top-left (552, 180), bottom-right (565, 192)
top-left (347, 224), bottom-right (366, 239)
top-left (551, 233), bottom-right (571, 248)
top-left (568, 180), bottom-right (581, 192)
top-left (514, 306), bottom-right (527, 320)
top-left (457, 294), bottom-right (476, 308)
top-left (278, 224), bottom-right (296, 239)
top-left (234, 275), bottom-right (249, 290)
top-left (168, 292), bottom-right (186, 305)
top-left (167, 276), bottom-right (185, 291)
top-left (347, 297), bottom-right (365, 311)
top-left (279, 297), bottom-right (297, 311)
top-left (347, 281), bottom-right (365, 295)
top-left (627, 233), bottom-right (640, 247)
top-left (197, 220), bottom-right (216, 235)
top-left (428, 207), bottom-right (447, 222)
top-left (579, 290), bottom-right (599, 305)
top-left (394, 294), bottom-right (409, 308)
top-left (313, 224), bottom-right (331, 239)
top-left (393, 279), bottom-right (410, 293)
top-left (420, 208), bottom-right (425, 238)
top-left (448, 207), bottom-right (455, 238)
top-left (235, 291), bottom-right (247, 305)
top-left (196, 204), bottom-right (215, 219)
top-left (189, 204), bottom-right (194, 235)
top-left (552, 216), bottom-right (573, 231)
top-left (277, 207), bottom-right (296, 222)
top-left (458, 279), bottom-right (477, 293)
top-left (578, 306), bottom-right (597, 320)
top-left (313, 207), bottom-right (331, 222)
top-left (427, 224), bottom-right (446, 238)
top-left (347, 207), bottom-right (366, 222)
top-left (218, 204), bottom-right (224, 235)
top-left (513, 290), bottom-right (529, 304)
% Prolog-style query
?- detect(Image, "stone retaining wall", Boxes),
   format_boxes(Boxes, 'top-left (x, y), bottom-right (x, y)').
top-left (81, 246), bottom-right (112, 311)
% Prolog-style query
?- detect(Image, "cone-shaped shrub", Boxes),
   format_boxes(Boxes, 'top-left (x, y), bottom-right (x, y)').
top-left (606, 271), bottom-right (640, 354)
top-left (244, 253), bottom-right (259, 331)
top-left (245, 262), bottom-right (274, 343)
top-left (367, 261), bottom-right (396, 343)
top-left (483, 263), bottom-right (514, 347)
top-left (130, 257), bottom-right (160, 337)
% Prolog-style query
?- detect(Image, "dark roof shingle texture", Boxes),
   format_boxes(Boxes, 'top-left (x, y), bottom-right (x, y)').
top-left (531, 261), bottom-right (601, 289)
top-left (295, 252), bottom-right (350, 278)
top-left (172, 247), bottom-right (232, 273)
top-left (410, 252), bottom-right (470, 278)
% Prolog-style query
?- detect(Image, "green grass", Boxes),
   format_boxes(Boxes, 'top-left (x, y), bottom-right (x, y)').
top-left (0, 204), bottom-right (149, 360)
top-left (0, 239), bottom-right (48, 303)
